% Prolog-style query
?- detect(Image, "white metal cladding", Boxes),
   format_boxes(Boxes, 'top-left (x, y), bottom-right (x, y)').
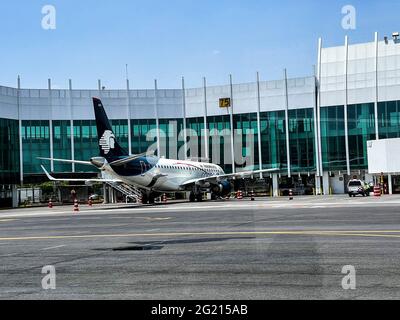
top-left (377, 39), bottom-right (400, 102)
top-left (185, 87), bottom-right (205, 118)
top-left (0, 76), bottom-right (318, 121)
top-left (156, 89), bottom-right (183, 119)
top-left (231, 82), bottom-right (257, 114)
top-left (0, 86), bottom-right (17, 119)
top-left (320, 39), bottom-right (400, 107)
top-left (320, 45), bottom-right (346, 107)
top-left (205, 84), bottom-right (232, 117)
top-left (259, 79), bottom-right (286, 112)
top-left (287, 77), bottom-right (315, 109)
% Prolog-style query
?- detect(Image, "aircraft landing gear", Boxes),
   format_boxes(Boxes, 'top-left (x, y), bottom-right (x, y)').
top-left (189, 189), bottom-right (203, 202)
top-left (148, 195), bottom-right (155, 204)
top-left (140, 191), bottom-right (158, 204)
top-left (141, 193), bottom-right (148, 204)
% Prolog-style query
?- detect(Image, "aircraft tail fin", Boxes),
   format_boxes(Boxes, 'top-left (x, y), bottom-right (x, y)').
top-left (92, 97), bottom-right (128, 161)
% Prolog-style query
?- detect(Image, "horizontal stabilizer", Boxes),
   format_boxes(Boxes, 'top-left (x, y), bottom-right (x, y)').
top-left (40, 165), bottom-right (122, 183)
top-left (38, 157), bottom-right (93, 166)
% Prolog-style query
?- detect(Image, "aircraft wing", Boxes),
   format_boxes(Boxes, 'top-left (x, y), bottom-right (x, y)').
top-left (38, 157), bottom-right (93, 166)
top-left (180, 168), bottom-right (279, 187)
top-left (40, 165), bottom-right (123, 183)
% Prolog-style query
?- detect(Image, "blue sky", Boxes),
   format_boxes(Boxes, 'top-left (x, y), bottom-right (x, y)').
top-left (0, 0), bottom-right (398, 89)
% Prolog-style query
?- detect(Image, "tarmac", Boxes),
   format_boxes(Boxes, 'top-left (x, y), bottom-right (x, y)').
top-left (1, 194), bottom-right (400, 299)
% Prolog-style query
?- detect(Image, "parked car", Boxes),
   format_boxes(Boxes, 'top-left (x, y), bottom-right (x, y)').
top-left (347, 179), bottom-right (369, 197)
top-left (89, 194), bottom-right (101, 201)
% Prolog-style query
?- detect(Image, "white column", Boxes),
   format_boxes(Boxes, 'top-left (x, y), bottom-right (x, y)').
top-left (323, 171), bottom-right (330, 195)
top-left (315, 176), bottom-right (321, 195)
top-left (316, 38), bottom-right (324, 189)
top-left (388, 174), bottom-right (393, 195)
top-left (17, 76), bottom-right (23, 185)
top-left (229, 74), bottom-right (235, 173)
top-left (48, 79), bottom-right (54, 171)
top-left (256, 72), bottom-right (263, 178)
top-left (374, 32), bottom-right (380, 140)
top-left (154, 79), bottom-right (161, 155)
top-left (313, 65), bottom-right (320, 178)
top-left (126, 79), bottom-right (132, 155)
top-left (344, 36), bottom-right (351, 176)
top-left (12, 185), bottom-right (18, 208)
top-left (283, 69), bottom-right (291, 178)
top-left (181, 77), bottom-right (188, 159)
top-left (203, 77), bottom-right (209, 161)
top-left (68, 79), bottom-right (75, 172)
top-left (272, 173), bottom-right (279, 197)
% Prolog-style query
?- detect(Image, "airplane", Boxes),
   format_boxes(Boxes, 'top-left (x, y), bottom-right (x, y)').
top-left (39, 97), bottom-right (279, 204)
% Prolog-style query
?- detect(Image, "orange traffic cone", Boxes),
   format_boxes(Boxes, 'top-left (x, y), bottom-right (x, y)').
top-left (48, 198), bottom-right (53, 208)
top-left (289, 189), bottom-right (293, 200)
top-left (73, 199), bottom-right (79, 212)
top-left (162, 193), bottom-right (167, 203)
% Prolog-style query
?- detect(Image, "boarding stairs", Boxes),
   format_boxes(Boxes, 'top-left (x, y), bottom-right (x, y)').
top-left (106, 182), bottom-right (143, 203)
top-left (101, 172), bottom-right (142, 203)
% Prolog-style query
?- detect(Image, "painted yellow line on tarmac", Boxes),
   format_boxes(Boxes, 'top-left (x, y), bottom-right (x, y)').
top-left (2, 229), bottom-right (400, 242)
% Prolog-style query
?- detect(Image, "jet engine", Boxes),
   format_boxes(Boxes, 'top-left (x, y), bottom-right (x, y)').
top-left (212, 180), bottom-right (232, 197)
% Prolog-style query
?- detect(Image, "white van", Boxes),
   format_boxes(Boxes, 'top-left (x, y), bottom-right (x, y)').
top-left (347, 179), bottom-right (369, 197)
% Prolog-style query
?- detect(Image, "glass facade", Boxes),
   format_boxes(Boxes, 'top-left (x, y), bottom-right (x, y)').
top-left (73, 120), bottom-right (98, 172)
top-left (0, 118), bottom-right (19, 184)
top-left (260, 111), bottom-right (287, 171)
top-left (207, 115), bottom-right (232, 173)
top-left (378, 100), bottom-right (400, 140)
top-left (11, 102), bottom-right (400, 178)
top-left (159, 118), bottom-right (184, 159)
top-left (131, 119), bottom-right (157, 154)
top-left (53, 120), bottom-right (72, 172)
top-left (320, 106), bottom-right (346, 171)
top-left (21, 120), bottom-right (50, 174)
top-left (186, 117), bottom-right (206, 160)
top-left (111, 119), bottom-right (129, 151)
top-left (347, 103), bottom-right (375, 170)
top-left (288, 108), bottom-right (315, 172)
top-left (233, 113), bottom-right (259, 170)
top-left (321, 103), bottom-right (378, 171)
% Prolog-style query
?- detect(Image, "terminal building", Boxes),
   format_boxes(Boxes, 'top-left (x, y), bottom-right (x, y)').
top-left (1, 32), bottom-right (400, 207)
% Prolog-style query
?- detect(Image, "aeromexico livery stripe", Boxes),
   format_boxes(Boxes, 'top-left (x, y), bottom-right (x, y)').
top-left (174, 162), bottom-right (209, 174)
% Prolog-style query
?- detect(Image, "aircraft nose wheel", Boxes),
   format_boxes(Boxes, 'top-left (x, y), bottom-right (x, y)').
top-left (189, 191), bottom-right (203, 202)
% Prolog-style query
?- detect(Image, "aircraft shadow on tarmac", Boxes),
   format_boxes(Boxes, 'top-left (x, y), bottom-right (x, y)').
top-left (93, 237), bottom-right (255, 251)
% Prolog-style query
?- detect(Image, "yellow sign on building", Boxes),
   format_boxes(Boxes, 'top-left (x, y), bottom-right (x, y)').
top-left (219, 98), bottom-right (231, 108)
